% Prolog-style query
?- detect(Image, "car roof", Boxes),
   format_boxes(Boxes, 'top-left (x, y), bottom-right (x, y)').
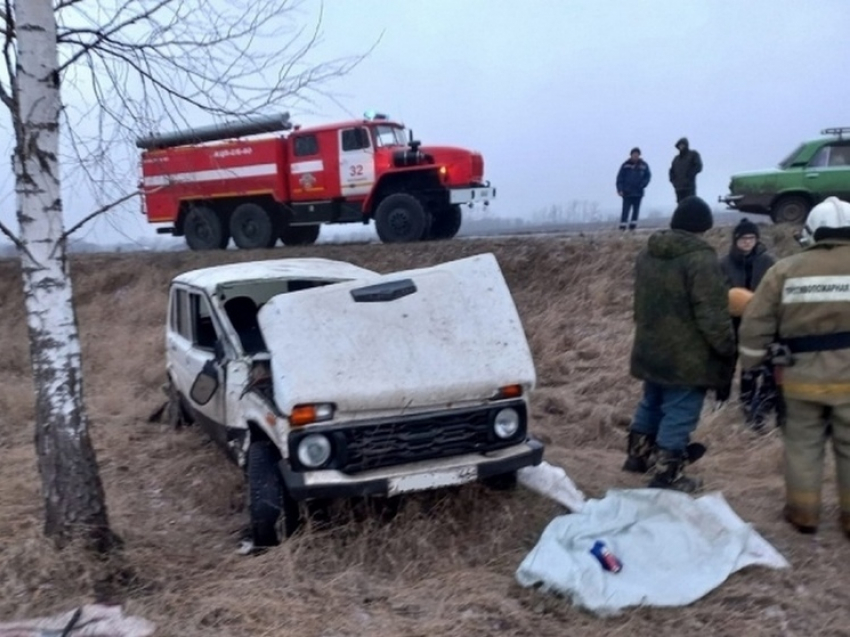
top-left (172, 258), bottom-right (377, 294)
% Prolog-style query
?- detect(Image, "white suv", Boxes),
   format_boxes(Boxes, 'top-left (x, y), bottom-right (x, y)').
top-left (165, 254), bottom-right (543, 546)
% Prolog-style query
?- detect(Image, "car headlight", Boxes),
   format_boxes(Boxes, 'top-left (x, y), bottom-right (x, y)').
top-left (493, 408), bottom-right (520, 439)
top-left (297, 434), bottom-right (332, 468)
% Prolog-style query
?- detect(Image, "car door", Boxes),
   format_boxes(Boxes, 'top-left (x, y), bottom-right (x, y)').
top-left (166, 286), bottom-right (227, 430)
top-left (338, 126), bottom-right (376, 198)
top-left (804, 142), bottom-right (850, 201)
top-left (288, 132), bottom-right (328, 201)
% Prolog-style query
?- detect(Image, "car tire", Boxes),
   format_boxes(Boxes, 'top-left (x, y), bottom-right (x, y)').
top-left (230, 203), bottom-right (276, 249)
top-left (280, 224), bottom-right (321, 246)
top-left (247, 440), bottom-right (300, 546)
top-left (184, 205), bottom-right (229, 250)
top-left (480, 470), bottom-right (518, 491)
top-left (427, 204), bottom-right (462, 240)
top-left (771, 196), bottom-right (810, 224)
top-left (374, 193), bottom-right (430, 243)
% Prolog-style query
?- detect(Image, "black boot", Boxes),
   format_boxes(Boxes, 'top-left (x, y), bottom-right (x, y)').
top-left (647, 448), bottom-right (702, 493)
top-left (622, 431), bottom-right (656, 473)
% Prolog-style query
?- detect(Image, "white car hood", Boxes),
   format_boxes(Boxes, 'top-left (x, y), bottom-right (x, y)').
top-left (257, 254), bottom-right (536, 417)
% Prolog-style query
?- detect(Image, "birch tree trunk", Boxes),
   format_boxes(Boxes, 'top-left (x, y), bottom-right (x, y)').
top-left (13, 0), bottom-right (114, 550)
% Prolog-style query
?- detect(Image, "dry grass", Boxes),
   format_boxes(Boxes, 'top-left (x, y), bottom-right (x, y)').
top-left (1, 227), bottom-right (849, 636)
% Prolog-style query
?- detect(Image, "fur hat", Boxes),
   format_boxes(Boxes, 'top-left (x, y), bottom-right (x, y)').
top-left (733, 218), bottom-right (760, 240)
top-left (670, 196), bottom-right (713, 234)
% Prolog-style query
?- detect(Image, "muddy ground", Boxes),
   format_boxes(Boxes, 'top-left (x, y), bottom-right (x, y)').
top-left (0, 225), bottom-right (847, 636)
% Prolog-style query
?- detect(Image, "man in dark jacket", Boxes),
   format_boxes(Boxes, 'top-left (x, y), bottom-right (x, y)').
top-left (719, 218), bottom-right (777, 429)
top-left (616, 147), bottom-right (652, 231)
top-left (623, 196), bottom-right (736, 492)
top-left (669, 137), bottom-right (703, 202)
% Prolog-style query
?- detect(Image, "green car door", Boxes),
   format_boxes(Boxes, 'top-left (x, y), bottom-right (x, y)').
top-left (803, 142), bottom-right (850, 202)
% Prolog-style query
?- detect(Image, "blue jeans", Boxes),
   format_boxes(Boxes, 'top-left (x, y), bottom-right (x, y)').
top-left (620, 196), bottom-right (642, 229)
top-left (630, 382), bottom-right (706, 451)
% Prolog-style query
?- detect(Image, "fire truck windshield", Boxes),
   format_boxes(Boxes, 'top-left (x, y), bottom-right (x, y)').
top-left (373, 125), bottom-right (408, 148)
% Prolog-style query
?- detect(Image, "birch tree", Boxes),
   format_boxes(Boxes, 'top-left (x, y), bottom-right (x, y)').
top-left (0, 0), bottom-right (359, 550)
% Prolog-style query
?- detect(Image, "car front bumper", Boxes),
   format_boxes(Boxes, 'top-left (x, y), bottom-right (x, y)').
top-left (281, 437), bottom-right (544, 500)
top-left (449, 185), bottom-right (496, 205)
top-left (718, 194), bottom-right (745, 208)
top-left (718, 193), bottom-right (773, 215)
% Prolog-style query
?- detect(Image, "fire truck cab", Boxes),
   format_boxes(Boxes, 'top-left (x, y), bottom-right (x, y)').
top-left (137, 112), bottom-right (495, 249)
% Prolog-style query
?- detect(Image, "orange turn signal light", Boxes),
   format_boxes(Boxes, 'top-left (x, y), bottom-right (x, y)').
top-left (290, 405), bottom-right (317, 427)
top-left (289, 403), bottom-right (335, 427)
top-left (494, 384), bottom-right (523, 400)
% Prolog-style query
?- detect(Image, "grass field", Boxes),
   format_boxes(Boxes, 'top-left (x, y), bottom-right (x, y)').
top-left (1, 224), bottom-right (847, 636)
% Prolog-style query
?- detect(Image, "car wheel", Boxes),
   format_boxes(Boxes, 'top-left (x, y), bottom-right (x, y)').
top-left (771, 196), bottom-right (810, 224)
top-left (480, 470), bottom-right (518, 491)
top-left (247, 440), bottom-right (300, 546)
top-left (230, 203), bottom-right (276, 249)
top-left (184, 205), bottom-right (229, 250)
top-left (427, 204), bottom-right (462, 240)
top-left (374, 193), bottom-right (430, 243)
top-left (280, 224), bottom-right (320, 246)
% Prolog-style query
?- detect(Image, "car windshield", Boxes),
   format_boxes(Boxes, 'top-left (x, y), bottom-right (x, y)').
top-left (778, 143), bottom-right (806, 169)
top-left (372, 125), bottom-right (408, 148)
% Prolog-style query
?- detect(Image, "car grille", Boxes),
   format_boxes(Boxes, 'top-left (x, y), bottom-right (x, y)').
top-left (335, 404), bottom-right (524, 474)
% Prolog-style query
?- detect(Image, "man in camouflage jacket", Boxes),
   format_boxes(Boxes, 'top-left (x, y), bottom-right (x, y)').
top-left (739, 197), bottom-right (850, 538)
top-left (624, 196), bottom-right (736, 492)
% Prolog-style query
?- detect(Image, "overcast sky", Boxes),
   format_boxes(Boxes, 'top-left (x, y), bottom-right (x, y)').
top-left (2, 0), bottom-right (849, 246)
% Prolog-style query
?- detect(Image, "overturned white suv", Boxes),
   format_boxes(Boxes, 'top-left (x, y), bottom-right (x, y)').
top-left (165, 254), bottom-right (543, 545)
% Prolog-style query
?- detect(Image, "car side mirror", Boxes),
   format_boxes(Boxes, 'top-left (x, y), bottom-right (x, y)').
top-left (190, 360), bottom-right (220, 405)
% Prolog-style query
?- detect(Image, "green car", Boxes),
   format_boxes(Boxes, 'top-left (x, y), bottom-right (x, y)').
top-left (720, 128), bottom-right (850, 224)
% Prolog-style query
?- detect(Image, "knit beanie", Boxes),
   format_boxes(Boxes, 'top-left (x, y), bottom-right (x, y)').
top-left (670, 196), bottom-right (713, 233)
top-left (733, 217), bottom-right (760, 240)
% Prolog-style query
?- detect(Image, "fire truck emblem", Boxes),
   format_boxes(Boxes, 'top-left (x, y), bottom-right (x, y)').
top-left (299, 173), bottom-right (316, 189)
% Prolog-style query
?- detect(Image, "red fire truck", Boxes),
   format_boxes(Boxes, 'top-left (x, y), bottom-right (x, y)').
top-left (137, 112), bottom-right (495, 249)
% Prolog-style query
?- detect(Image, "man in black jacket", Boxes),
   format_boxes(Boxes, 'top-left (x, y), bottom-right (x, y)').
top-left (669, 137), bottom-right (703, 202)
top-left (616, 147), bottom-right (652, 231)
top-left (719, 218), bottom-right (777, 430)
top-left (623, 196), bottom-right (736, 492)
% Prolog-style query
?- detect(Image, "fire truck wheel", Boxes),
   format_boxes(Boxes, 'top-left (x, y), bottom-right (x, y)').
top-left (428, 204), bottom-right (463, 240)
top-left (230, 203), bottom-right (275, 250)
top-left (184, 206), bottom-right (229, 250)
top-left (375, 193), bottom-right (430, 243)
top-left (280, 224), bottom-right (321, 246)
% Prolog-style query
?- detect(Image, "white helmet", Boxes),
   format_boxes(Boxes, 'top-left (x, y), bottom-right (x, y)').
top-left (800, 196), bottom-right (850, 246)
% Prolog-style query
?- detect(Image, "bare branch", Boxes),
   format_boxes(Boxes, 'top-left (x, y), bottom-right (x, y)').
top-left (0, 218), bottom-right (38, 263)
top-left (1, 0), bottom-right (15, 111)
top-left (54, 0), bottom-right (89, 10)
top-left (57, 0), bottom-right (172, 73)
top-left (55, 190), bottom-right (139, 246)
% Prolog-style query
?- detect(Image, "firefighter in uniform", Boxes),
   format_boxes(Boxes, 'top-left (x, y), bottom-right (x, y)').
top-left (739, 197), bottom-right (850, 538)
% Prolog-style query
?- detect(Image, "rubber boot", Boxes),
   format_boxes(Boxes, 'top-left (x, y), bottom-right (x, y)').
top-left (647, 448), bottom-right (702, 493)
top-left (622, 431), bottom-right (656, 473)
top-left (783, 504), bottom-right (818, 535)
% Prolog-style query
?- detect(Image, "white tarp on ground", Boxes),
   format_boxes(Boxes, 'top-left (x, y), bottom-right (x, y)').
top-left (516, 488), bottom-right (789, 616)
top-left (518, 462), bottom-right (586, 512)
top-left (0, 605), bottom-right (155, 637)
